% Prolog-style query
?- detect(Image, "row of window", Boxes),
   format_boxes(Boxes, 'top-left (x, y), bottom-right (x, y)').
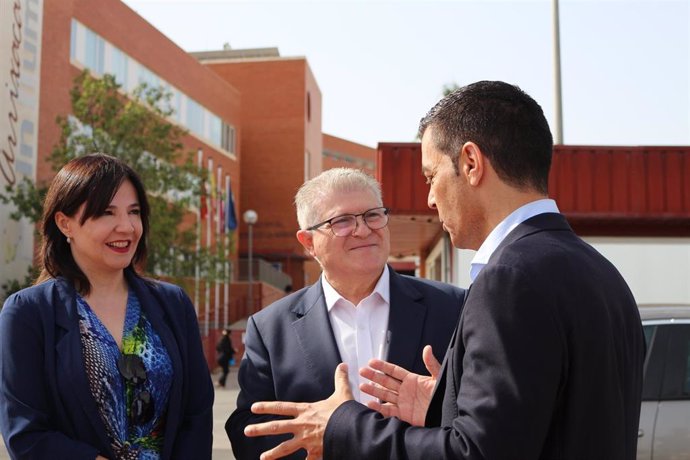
top-left (70, 19), bottom-right (235, 154)
top-left (322, 149), bottom-right (375, 170)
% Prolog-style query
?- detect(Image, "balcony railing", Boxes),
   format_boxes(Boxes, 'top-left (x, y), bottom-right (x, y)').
top-left (236, 258), bottom-right (292, 292)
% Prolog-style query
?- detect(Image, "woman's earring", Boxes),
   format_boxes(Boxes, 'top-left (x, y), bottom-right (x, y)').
top-left (66, 236), bottom-right (71, 244)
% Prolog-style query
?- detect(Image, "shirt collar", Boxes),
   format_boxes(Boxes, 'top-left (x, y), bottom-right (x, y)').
top-left (470, 199), bottom-right (559, 282)
top-left (323, 265), bottom-right (390, 311)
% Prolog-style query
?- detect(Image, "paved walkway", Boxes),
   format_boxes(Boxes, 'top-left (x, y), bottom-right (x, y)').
top-left (0, 368), bottom-right (240, 460)
top-left (212, 367), bottom-right (240, 459)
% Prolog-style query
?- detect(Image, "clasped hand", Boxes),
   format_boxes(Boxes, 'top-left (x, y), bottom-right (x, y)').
top-left (244, 346), bottom-right (441, 459)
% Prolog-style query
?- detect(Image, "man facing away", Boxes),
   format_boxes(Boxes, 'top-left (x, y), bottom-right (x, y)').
top-left (243, 81), bottom-right (646, 460)
top-left (216, 328), bottom-right (236, 388)
top-left (226, 167), bottom-right (465, 459)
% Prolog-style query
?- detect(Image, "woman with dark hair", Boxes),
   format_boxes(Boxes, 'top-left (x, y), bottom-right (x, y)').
top-left (0, 153), bottom-right (213, 459)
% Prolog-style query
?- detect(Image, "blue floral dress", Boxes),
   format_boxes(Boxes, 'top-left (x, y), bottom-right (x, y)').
top-left (77, 292), bottom-right (173, 459)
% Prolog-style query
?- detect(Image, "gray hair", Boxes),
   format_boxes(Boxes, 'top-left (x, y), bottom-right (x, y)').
top-left (295, 168), bottom-right (383, 229)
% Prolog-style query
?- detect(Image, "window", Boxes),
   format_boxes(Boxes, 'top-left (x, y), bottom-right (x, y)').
top-left (685, 340), bottom-right (690, 395)
top-left (69, 19), bottom-right (234, 155)
top-left (642, 323), bottom-right (690, 400)
top-left (111, 47), bottom-right (128, 88)
top-left (643, 325), bottom-right (656, 352)
top-left (70, 19), bottom-right (77, 60)
top-left (84, 28), bottom-right (104, 75)
top-left (138, 66), bottom-right (160, 91)
top-left (209, 116), bottom-right (221, 148)
top-left (186, 98), bottom-right (204, 137)
top-left (171, 89), bottom-right (182, 123)
top-left (306, 91), bottom-right (311, 122)
top-left (221, 123), bottom-right (235, 153)
top-left (666, 325), bottom-right (690, 397)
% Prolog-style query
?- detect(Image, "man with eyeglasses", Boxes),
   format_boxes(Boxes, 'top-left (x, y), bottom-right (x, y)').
top-left (226, 167), bottom-right (465, 459)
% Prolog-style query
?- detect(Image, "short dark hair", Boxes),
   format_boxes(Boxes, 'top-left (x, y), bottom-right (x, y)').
top-left (38, 153), bottom-right (150, 294)
top-left (418, 80), bottom-right (553, 194)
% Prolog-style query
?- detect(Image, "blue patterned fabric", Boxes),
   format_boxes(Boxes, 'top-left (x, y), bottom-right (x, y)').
top-left (77, 292), bottom-right (173, 459)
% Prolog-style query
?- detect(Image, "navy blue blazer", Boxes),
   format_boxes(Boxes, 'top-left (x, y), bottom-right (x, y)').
top-left (226, 267), bottom-right (465, 460)
top-left (0, 271), bottom-right (214, 460)
top-left (324, 214), bottom-right (645, 460)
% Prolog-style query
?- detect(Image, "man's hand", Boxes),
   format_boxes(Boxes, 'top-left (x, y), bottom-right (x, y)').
top-left (244, 363), bottom-right (353, 460)
top-left (359, 345), bottom-right (441, 426)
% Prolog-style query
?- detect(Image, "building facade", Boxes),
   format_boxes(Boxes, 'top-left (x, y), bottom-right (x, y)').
top-left (1, 2), bottom-right (379, 364)
top-left (1, 0), bottom-right (245, 364)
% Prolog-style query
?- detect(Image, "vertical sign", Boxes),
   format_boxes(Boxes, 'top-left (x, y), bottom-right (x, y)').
top-left (0, 0), bottom-right (43, 287)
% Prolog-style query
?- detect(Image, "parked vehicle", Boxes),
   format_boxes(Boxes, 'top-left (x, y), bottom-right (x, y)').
top-left (637, 305), bottom-right (690, 460)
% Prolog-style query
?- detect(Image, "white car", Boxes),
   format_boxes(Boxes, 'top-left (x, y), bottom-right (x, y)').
top-left (637, 306), bottom-right (690, 460)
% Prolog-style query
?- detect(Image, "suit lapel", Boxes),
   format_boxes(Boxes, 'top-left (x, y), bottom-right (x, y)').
top-left (426, 283), bottom-right (471, 427)
top-left (53, 278), bottom-right (114, 455)
top-left (386, 270), bottom-right (428, 372)
top-left (291, 281), bottom-right (342, 387)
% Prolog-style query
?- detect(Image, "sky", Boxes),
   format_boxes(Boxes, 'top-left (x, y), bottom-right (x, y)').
top-left (122, 0), bottom-right (689, 149)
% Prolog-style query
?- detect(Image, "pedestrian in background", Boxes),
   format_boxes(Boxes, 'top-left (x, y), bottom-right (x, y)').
top-left (216, 328), bottom-right (236, 387)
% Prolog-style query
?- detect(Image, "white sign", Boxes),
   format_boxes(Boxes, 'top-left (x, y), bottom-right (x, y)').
top-left (0, 0), bottom-right (43, 289)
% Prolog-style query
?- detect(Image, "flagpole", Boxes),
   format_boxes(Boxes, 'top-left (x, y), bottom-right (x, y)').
top-left (215, 165), bottom-right (222, 331)
top-left (552, 0), bottom-right (564, 144)
top-left (194, 149), bottom-right (202, 317)
top-left (224, 174), bottom-right (230, 329)
top-left (205, 157), bottom-right (213, 337)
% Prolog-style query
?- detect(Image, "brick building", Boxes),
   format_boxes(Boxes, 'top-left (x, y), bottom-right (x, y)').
top-left (2, 0), bottom-right (375, 364)
top-left (193, 48), bottom-right (376, 292)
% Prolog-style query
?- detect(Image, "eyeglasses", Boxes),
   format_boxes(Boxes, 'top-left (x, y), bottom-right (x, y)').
top-left (117, 354), bottom-right (154, 426)
top-left (307, 207), bottom-right (390, 237)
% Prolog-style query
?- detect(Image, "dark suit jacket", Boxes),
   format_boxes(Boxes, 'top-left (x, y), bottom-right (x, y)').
top-left (324, 213), bottom-right (645, 460)
top-left (0, 271), bottom-right (214, 460)
top-left (226, 267), bottom-right (465, 459)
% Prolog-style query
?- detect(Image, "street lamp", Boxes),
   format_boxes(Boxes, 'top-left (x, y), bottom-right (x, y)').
top-left (243, 209), bottom-right (258, 312)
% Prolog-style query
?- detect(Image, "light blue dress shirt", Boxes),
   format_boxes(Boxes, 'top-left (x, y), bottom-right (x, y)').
top-left (469, 199), bottom-right (560, 282)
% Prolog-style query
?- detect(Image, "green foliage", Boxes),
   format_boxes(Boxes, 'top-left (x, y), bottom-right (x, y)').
top-left (1, 265), bottom-right (39, 303)
top-left (413, 82), bottom-right (462, 141)
top-left (0, 70), bottom-right (230, 287)
top-left (0, 177), bottom-right (46, 223)
top-left (442, 82), bottom-right (461, 96)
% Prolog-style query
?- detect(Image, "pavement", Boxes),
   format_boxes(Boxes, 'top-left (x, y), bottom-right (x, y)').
top-left (0, 368), bottom-right (240, 460)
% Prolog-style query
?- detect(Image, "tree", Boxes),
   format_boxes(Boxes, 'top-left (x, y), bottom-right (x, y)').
top-left (1, 71), bottom-right (221, 299)
top-left (442, 82), bottom-right (460, 96)
top-left (413, 82), bottom-right (461, 140)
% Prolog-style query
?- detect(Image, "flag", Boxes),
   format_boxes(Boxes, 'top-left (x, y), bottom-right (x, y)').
top-left (209, 166), bottom-right (217, 219)
top-left (200, 177), bottom-right (208, 220)
top-left (219, 189), bottom-right (225, 234)
top-left (226, 178), bottom-right (238, 231)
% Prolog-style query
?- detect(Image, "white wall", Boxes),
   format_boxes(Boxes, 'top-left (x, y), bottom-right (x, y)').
top-left (0, 0), bottom-right (43, 288)
top-left (452, 237), bottom-right (690, 306)
top-left (585, 237), bottom-right (690, 305)
top-left (452, 248), bottom-right (475, 290)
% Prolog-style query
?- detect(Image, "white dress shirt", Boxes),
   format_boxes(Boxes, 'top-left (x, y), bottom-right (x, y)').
top-left (470, 199), bottom-right (560, 282)
top-left (322, 265), bottom-right (390, 404)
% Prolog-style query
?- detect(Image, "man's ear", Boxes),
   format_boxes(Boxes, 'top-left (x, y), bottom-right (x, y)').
top-left (461, 142), bottom-right (485, 186)
top-left (54, 212), bottom-right (72, 238)
top-left (296, 229), bottom-right (316, 258)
